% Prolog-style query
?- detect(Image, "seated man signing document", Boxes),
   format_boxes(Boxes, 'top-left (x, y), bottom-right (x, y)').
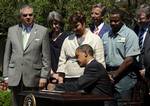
top-left (47, 44), bottom-right (114, 97)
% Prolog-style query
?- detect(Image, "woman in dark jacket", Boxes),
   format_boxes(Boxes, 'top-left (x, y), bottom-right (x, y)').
top-left (47, 11), bottom-right (68, 73)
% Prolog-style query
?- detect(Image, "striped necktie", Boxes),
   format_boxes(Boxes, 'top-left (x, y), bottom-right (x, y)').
top-left (139, 28), bottom-right (145, 50)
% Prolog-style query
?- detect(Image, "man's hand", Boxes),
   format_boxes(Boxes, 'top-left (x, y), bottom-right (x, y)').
top-left (108, 74), bottom-right (115, 83)
top-left (39, 78), bottom-right (47, 89)
top-left (51, 73), bottom-right (64, 84)
top-left (109, 71), bottom-right (120, 79)
top-left (50, 73), bottom-right (59, 83)
top-left (57, 76), bottom-right (64, 84)
top-left (47, 83), bottom-right (56, 91)
top-left (0, 80), bottom-right (8, 91)
top-left (139, 69), bottom-right (145, 78)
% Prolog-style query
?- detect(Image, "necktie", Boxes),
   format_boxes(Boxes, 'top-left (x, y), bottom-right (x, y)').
top-left (94, 27), bottom-right (99, 35)
top-left (139, 28), bottom-right (145, 50)
top-left (22, 29), bottom-right (30, 50)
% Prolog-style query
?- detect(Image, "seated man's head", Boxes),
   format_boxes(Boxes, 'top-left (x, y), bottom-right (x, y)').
top-left (75, 44), bottom-right (94, 67)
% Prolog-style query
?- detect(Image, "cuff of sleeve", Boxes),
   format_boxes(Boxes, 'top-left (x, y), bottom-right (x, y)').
top-left (4, 77), bottom-right (8, 81)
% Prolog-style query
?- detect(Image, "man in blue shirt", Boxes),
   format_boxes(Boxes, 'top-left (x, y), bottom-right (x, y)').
top-left (102, 9), bottom-right (140, 106)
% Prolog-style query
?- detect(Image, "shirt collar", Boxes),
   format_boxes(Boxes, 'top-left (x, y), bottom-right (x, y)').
top-left (87, 58), bottom-right (94, 65)
top-left (109, 24), bottom-right (126, 37)
top-left (22, 24), bottom-right (33, 33)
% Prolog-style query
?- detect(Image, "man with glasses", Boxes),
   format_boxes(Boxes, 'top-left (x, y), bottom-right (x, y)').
top-left (3, 4), bottom-right (51, 106)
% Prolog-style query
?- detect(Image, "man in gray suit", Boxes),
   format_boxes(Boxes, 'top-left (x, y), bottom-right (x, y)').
top-left (3, 4), bottom-right (51, 106)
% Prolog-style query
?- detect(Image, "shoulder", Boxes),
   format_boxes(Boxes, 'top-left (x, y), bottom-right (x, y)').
top-left (65, 32), bottom-right (76, 40)
top-left (61, 32), bottom-right (69, 38)
top-left (60, 32), bottom-right (75, 46)
top-left (103, 23), bottom-right (111, 30)
top-left (123, 25), bottom-right (136, 35)
top-left (86, 29), bottom-right (101, 40)
top-left (87, 60), bottom-right (104, 69)
top-left (101, 31), bottom-right (109, 41)
top-left (56, 32), bottom-right (69, 42)
top-left (8, 24), bottom-right (19, 30)
top-left (34, 24), bottom-right (47, 31)
top-left (85, 60), bottom-right (106, 75)
top-left (119, 25), bottom-right (137, 38)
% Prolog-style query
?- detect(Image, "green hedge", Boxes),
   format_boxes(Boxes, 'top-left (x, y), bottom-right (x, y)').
top-left (0, 90), bottom-right (11, 106)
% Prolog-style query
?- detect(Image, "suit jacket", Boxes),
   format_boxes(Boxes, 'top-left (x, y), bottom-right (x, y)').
top-left (89, 22), bottom-right (111, 38)
top-left (49, 32), bottom-right (68, 72)
top-left (3, 23), bottom-right (51, 87)
top-left (134, 23), bottom-right (150, 76)
top-left (143, 26), bottom-right (150, 79)
top-left (55, 60), bottom-right (114, 97)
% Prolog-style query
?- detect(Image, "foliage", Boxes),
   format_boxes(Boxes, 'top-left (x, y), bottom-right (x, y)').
top-left (29, 0), bottom-right (51, 26)
top-left (1, 0), bottom-right (150, 34)
top-left (1, 0), bottom-right (150, 74)
top-left (0, 0), bottom-right (150, 105)
top-left (0, 90), bottom-right (11, 106)
top-left (0, 0), bottom-right (18, 36)
top-left (0, 0), bottom-right (150, 66)
top-left (0, 0), bottom-right (116, 35)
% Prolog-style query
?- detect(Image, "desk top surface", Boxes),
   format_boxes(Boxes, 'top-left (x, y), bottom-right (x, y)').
top-left (19, 90), bottom-right (113, 102)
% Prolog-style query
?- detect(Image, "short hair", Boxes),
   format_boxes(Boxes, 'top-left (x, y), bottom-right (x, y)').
top-left (69, 11), bottom-right (86, 25)
top-left (110, 8), bottom-right (124, 20)
top-left (92, 3), bottom-right (107, 17)
top-left (47, 11), bottom-right (64, 30)
top-left (19, 4), bottom-right (33, 15)
top-left (136, 4), bottom-right (150, 18)
top-left (76, 44), bottom-right (94, 56)
top-left (47, 11), bottom-right (63, 24)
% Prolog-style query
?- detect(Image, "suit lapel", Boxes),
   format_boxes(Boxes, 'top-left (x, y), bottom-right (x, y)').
top-left (99, 24), bottom-right (106, 36)
top-left (17, 25), bottom-right (24, 51)
top-left (24, 24), bottom-right (37, 51)
top-left (143, 28), bottom-right (150, 47)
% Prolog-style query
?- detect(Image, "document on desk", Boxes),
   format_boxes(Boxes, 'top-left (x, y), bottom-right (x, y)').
top-left (41, 89), bottom-right (65, 93)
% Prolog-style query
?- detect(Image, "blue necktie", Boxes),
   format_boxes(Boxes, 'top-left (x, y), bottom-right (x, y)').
top-left (25, 27), bottom-right (32, 33)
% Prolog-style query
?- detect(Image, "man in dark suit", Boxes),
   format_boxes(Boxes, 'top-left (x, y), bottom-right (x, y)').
top-left (134, 3), bottom-right (150, 94)
top-left (48, 44), bottom-right (114, 97)
top-left (143, 23), bottom-right (150, 106)
top-left (134, 4), bottom-right (150, 73)
top-left (3, 4), bottom-right (51, 106)
top-left (89, 3), bottom-right (111, 38)
top-left (135, 4), bottom-right (150, 105)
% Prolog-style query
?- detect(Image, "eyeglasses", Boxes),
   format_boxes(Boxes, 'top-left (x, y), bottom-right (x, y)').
top-left (22, 14), bottom-right (33, 17)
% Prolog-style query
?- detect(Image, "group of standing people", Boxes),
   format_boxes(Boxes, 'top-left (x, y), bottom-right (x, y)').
top-left (2, 2), bottom-right (150, 106)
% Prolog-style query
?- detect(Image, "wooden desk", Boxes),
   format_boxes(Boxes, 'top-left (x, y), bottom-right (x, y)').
top-left (19, 91), bottom-right (113, 106)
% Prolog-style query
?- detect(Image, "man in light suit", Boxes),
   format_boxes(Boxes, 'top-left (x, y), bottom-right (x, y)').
top-left (3, 4), bottom-right (51, 106)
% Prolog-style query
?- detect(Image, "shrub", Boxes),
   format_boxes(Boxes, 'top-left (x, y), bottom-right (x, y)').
top-left (0, 90), bottom-right (11, 106)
